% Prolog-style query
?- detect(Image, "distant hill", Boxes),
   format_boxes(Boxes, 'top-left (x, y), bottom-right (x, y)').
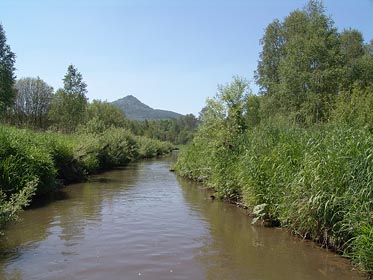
top-left (111, 95), bottom-right (183, 121)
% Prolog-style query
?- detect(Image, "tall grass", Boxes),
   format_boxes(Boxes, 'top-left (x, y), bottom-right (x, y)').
top-left (175, 123), bottom-right (373, 273)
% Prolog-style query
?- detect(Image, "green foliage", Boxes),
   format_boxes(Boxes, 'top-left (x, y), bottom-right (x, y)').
top-left (96, 128), bottom-right (138, 168)
top-left (48, 65), bottom-right (88, 133)
top-left (350, 224), bottom-right (373, 273)
top-left (72, 128), bottom-right (174, 173)
top-left (0, 124), bottom-right (174, 232)
top-left (176, 118), bottom-right (372, 272)
top-left (176, 2), bottom-right (373, 268)
top-left (245, 94), bottom-right (261, 127)
top-left (110, 95), bottom-right (197, 145)
top-left (84, 100), bottom-right (127, 132)
top-left (199, 76), bottom-right (250, 141)
top-left (0, 24), bottom-right (16, 115)
top-left (255, 0), bottom-right (373, 126)
top-left (63, 65), bottom-right (87, 96)
top-left (332, 83), bottom-right (373, 131)
top-left (40, 133), bottom-right (85, 183)
top-left (131, 114), bottom-right (199, 145)
top-left (136, 136), bottom-right (174, 158)
top-left (78, 99), bottom-right (128, 135)
top-left (173, 137), bottom-right (211, 182)
top-left (0, 126), bottom-right (57, 196)
top-left (176, 68), bottom-right (372, 272)
top-left (0, 179), bottom-right (36, 234)
top-left (175, 77), bottom-right (251, 200)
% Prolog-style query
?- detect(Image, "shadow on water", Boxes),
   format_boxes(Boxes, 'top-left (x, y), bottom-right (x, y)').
top-left (27, 190), bottom-right (70, 210)
top-left (176, 175), bottom-right (366, 280)
top-left (0, 163), bottom-right (141, 273)
top-left (26, 165), bottom-right (138, 210)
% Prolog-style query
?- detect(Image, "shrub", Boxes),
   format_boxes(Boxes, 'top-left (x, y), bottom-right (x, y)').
top-left (0, 180), bottom-right (36, 233)
top-left (0, 126), bottom-right (56, 195)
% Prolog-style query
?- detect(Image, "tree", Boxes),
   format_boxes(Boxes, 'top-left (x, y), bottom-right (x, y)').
top-left (49, 65), bottom-right (88, 133)
top-left (83, 100), bottom-right (127, 133)
top-left (351, 40), bottom-right (373, 89)
top-left (256, 0), bottom-right (344, 124)
top-left (10, 77), bottom-right (53, 128)
top-left (340, 29), bottom-right (364, 64)
top-left (0, 23), bottom-right (16, 116)
top-left (200, 76), bottom-right (250, 146)
top-left (63, 64), bottom-right (87, 97)
top-left (340, 29), bottom-right (365, 88)
top-left (255, 19), bottom-right (284, 97)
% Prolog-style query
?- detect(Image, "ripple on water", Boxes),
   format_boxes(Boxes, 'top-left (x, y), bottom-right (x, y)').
top-left (0, 158), bottom-right (367, 280)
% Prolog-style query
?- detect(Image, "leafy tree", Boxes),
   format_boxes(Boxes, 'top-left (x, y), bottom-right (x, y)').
top-left (352, 43), bottom-right (373, 89)
top-left (340, 29), bottom-right (365, 88)
top-left (255, 19), bottom-right (284, 97)
top-left (341, 29), bottom-right (364, 64)
top-left (200, 76), bottom-right (250, 147)
top-left (49, 65), bottom-right (88, 133)
top-left (181, 114), bottom-right (199, 130)
top-left (256, 0), bottom-right (344, 124)
top-left (63, 65), bottom-right (88, 97)
top-left (0, 24), bottom-right (16, 116)
top-left (82, 100), bottom-right (127, 133)
top-left (9, 77), bottom-right (53, 128)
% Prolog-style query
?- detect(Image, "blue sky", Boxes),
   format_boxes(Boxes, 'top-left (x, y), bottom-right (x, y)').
top-left (1, 0), bottom-right (373, 115)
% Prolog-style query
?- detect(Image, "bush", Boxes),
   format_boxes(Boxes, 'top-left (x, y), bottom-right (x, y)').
top-left (0, 126), bottom-right (56, 195)
top-left (136, 136), bottom-right (163, 158)
top-left (97, 128), bottom-right (139, 168)
top-left (0, 180), bottom-right (36, 234)
top-left (38, 133), bottom-right (86, 183)
top-left (74, 128), bottom-right (174, 172)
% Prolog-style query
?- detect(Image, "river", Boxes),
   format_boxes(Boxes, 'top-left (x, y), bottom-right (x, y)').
top-left (0, 156), bottom-right (364, 280)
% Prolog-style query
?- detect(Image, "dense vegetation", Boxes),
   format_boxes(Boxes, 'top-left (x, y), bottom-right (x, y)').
top-left (128, 114), bottom-right (198, 145)
top-left (0, 23), bottom-right (176, 234)
top-left (0, 125), bottom-right (173, 232)
top-left (111, 96), bottom-right (199, 145)
top-left (175, 1), bottom-right (373, 274)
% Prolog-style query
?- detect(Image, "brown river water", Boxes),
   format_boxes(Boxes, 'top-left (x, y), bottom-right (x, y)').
top-left (0, 155), bottom-right (365, 280)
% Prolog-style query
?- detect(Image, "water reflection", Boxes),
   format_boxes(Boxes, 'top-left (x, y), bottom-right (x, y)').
top-left (0, 157), bottom-right (365, 280)
top-left (176, 176), bottom-right (364, 280)
top-left (0, 165), bottom-right (140, 279)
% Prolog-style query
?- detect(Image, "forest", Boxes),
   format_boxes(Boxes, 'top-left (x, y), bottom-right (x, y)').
top-left (174, 0), bottom-right (373, 274)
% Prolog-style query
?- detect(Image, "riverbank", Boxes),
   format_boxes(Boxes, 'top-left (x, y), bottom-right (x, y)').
top-left (0, 125), bottom-right (174, 232)
top-left (0, 157), bottom-right (366, 279)
top-left (174, 123), bottom-right (373, 275)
